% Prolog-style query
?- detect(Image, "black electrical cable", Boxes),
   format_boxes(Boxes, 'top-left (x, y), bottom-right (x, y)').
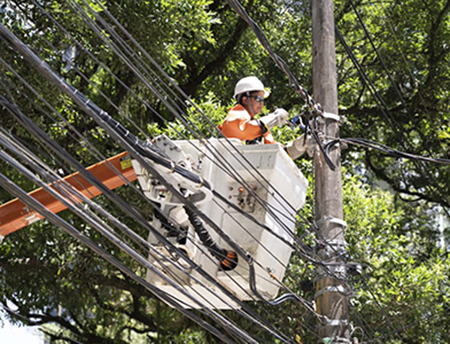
top-left (225, 0), bottom-right (336, 169)
top-left (222, 4), bottom-right (414, 341)
top-left (0, 63), bottom-right (151, 203)
top-left (1, 5), bottom-right (314, 342)
top-left (328, 137), bottom-right (450, 165)
top-left (343, 1), bottom-right (450, 216)
top-left (91, 0), bottom-right (223, 136)
top-left (0, 91), bottom-right (300, 343)
top-left (184, 206), bottom-right (238, 271)
top-left (33, 0), bottom-right (307, 251)
top-left (21, 0), bottom-right (348, 292)
top-left (0, 129), bottom-right (230, 295)
top-left (66, 0), bottom-right (324, 266)
top-left (0, 110), bottom-right (299, 344)
top-left (0, 4), bottom-right (342, 338)
top-left (0, 89), bottom-right (284, 342)
top-left (72, 0), bottom-right (310, 223)
top-left (0, 51), bottom-right (300, 344)
top-left (0, 112), bottom-right (222, 307)
top-left (225, 0), bottom-right (316, 110)
top-left (0, 16), bottom-right (316, 306)
top-left (334, 22), bottom-right (447, 342)
top-left (63, 0), bottom-right (209, 144)
top-left (0, 26), bottom-right (299, 291)
top-left (0, 171), bottom-right (240, 344)
top-left (64, 0), bottom-right (313, 237)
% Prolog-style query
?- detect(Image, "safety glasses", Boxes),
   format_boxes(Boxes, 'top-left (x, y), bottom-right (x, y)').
top-left (249, 95), bottom-right (265, 103)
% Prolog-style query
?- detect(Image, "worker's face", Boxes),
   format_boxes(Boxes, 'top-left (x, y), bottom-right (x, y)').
top-left (243, 91), bottom-right (265, 117)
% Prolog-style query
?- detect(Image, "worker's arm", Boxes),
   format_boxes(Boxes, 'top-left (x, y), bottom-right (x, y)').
top-left (219, 116), bottom-right (267, 141)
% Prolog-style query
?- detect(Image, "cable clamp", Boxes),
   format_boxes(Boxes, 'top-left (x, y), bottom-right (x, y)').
top-left (315, 285), bottom-right (347, 298)
top-left (322, 112), bottom-right (339, 121)
top-left (322, 112), bottom-right (346, 124)
top-left (317, 216), bottom-right (348, 231)
top-left (320, 318), bottom-right (349, 327)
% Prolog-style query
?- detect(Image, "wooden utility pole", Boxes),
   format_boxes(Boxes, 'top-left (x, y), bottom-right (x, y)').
top-left (311, 1), bottom-right (350, 343)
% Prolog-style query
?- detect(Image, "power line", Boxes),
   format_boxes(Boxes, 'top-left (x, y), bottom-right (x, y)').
top-left (0, 12), bottom-right (320, 342)
top-left (1, 0), bottom-right (325, 271)
top-left (0, 93), bottom-right (295, 343)
top-left (1, 0), bottom-right (422, 342)
top-left (338, 1), bottom-right (450, 210)
top-left (327, 137), bottom-right (450, 165)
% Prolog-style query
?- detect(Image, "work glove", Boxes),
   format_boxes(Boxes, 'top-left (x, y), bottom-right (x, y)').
top-left (259, 108), bottom-right (289, 129)
top-left (286, 133), bottom-right (312, 160)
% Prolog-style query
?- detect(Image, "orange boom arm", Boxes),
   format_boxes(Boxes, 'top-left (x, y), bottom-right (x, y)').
top-left (0, 152), bottom-right (137, 237)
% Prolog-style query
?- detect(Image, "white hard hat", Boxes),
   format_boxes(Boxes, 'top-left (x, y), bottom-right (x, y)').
top-left (234, 76), bottom-right (270, 99)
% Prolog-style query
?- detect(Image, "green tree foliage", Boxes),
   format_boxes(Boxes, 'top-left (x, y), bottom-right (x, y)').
top-left (344, 175), bottom-right (450, 343)
top-left (336, 0), bottom-right (450, 208)
top-left (1, 0), bottom-right (450, 343)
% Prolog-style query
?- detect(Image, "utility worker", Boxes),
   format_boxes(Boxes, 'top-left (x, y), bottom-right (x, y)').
top-left (218, 76), bottom-right (311, 159)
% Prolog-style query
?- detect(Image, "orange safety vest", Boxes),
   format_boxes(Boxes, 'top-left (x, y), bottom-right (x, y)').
top-left (218, 104), bottom-right (276, 144)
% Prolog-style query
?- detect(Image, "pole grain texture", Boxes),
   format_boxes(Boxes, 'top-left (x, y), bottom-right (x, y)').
top-left (311, 0), bottom-right (350, 342)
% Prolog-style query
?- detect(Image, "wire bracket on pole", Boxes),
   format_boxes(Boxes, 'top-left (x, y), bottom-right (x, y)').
top-left (315, 216), bottom-right (348, 280)
top-left (321, 112), bottom-right (345, 124)
top-left (316, 216), bottom-right (348, 246)
top-left (314, 285), bottom-right (347, 299)
top-left (317, 216), bottom-right (347, 231)
top-left (321, 318), bottom-right (349, 325)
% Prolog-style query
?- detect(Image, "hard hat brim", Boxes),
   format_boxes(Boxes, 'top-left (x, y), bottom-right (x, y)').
top-left (234, 89), bottom-right (270, 99)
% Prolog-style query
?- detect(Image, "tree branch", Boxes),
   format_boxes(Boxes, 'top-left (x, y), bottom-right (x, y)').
top-left (181, 0), bottom-right (255, 96)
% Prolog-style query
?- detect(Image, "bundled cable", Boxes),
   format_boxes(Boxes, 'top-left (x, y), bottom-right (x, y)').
top-left (184, 206), bottom-right (238, 271)
top-left (0, 2), bottom-right (338, 342)
top-left (327, 138), bottom-right (450, 166)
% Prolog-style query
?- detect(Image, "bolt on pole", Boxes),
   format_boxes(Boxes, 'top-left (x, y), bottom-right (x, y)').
top-left (311, 0), bottom-right (350, 343)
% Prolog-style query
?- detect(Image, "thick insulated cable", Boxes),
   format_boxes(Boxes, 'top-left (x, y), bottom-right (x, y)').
top-left (184, 206), bottom-right (238, 271)
top-left (0, 167), bottom-right (240, 344)
top-left (0, 25), bottom-right (301, 343)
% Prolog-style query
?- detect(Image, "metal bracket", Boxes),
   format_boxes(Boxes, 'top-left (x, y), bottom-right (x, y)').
top-left (322, 112), bottom-right (340, 121)
top-left (317, 216), bottom-right (348, 231)
top-left (322, 112), bottom-right (346, 124)
top-left (315, 216), bottom-right (348, 256)
top-left (315, 285), bottom-right (347, 298)
top-left (320, 317), bottom-right (349, 327)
